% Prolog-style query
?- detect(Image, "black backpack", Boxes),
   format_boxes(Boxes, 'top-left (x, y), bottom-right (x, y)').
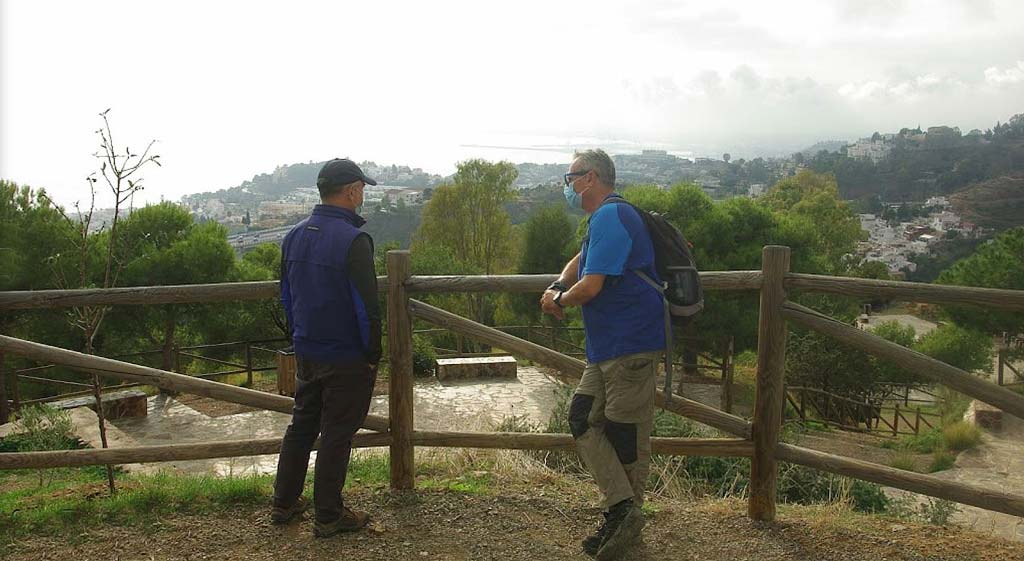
top-left (606, 199), bottom-right (704, 324)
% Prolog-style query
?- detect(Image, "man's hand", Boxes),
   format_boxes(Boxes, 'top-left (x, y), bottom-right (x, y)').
top-left (540, 289), bottom-right (565, 320)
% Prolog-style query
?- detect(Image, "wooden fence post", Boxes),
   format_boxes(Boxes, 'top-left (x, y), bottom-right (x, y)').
top-left (387, 250), bottom-right (415, 490)
top-left (721, 337), bottom-right (735, 413)
top-left (748, 245), bottom-right (790, 521)
top-left (997, 348), bottom-right (1005, 386)
top-left (0, 351), bottom-right (9, 422)
top-left (244, 343), bottom-right (253, 387)
top-left (10, 365), bottom-right (21, 414)
top-left (893, 404), bottom-right (900, 436)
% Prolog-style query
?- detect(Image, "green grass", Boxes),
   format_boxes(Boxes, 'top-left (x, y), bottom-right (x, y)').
top-left (942, 421), bottom-right (982, 452)
top-left (888, 451), bottom-right (918, 472)
top-left (0, 470), bottom-right (274, 545)
top-left (879, 428), bottom-right (944, 454)
top-left (0, 454), bottom-right (403, 546)
top-left (344, 454), bottom-right (391, 489)
top-left (928, 450), bottom-right (956, 473)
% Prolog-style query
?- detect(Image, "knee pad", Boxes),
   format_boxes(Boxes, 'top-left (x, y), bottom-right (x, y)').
top-left (568, 394), bottom-right (595, 439)
top-left (605, 420), bottom-right (638, 465)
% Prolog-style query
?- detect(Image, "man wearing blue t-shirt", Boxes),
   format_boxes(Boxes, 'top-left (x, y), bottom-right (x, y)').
top-left (541, 149), bottom-right (665, 560)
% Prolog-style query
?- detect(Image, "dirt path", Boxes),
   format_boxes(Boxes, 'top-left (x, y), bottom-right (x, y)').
top-left (6, 486), bottom-right (1023, 561)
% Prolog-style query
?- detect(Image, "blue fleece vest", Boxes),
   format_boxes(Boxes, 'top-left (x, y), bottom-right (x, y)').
top-left (280, 205), bottom-right (371, 363)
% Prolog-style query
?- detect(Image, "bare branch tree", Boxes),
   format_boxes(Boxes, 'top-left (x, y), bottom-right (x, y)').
top-left (42, 109), bottom-right (160, 495)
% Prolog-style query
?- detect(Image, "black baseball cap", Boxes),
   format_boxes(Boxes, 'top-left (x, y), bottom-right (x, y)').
top-left (316, 158), bottom-right (378, 191)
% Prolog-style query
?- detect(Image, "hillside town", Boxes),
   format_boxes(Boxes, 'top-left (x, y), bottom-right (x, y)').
top-left (857, 196), bottom-right (986, 276)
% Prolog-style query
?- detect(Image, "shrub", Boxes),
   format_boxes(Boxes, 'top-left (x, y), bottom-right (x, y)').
top-left (942, 421), bottom-right (982, 452)
top-left (7, 405), bottom-right (76, 452)
top-left (411, 335), bottom-right (438, 378)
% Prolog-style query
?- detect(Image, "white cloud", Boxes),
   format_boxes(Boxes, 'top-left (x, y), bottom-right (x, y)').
top-left (838, 74), bottom-right (963, 101)
top-left (984, 61), bottom-right (1024, 86)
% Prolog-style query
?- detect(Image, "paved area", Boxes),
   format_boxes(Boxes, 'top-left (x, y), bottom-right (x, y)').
top-left (111, 366), bottom-right (566, 476)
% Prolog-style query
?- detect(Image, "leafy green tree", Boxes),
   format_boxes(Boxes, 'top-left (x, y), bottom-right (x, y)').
top-left (937, 227), bottom-right (1024, 335)
top-left (869, 321), bottom-right (919, 385)
top-left (914, 324), bottom-right (992, 373)
top-left (102, 204), bottom-right (236, 370)
top-left (505, 204), bottom-right (576, 324)
top-left (786, 330), bottom-right (877, 395)
top-left (763, 171), bottom-right (862, 273)
top-left (415, 159), bottom-right (517, 275)
top-left (414, 159), bottom-right (518, 325)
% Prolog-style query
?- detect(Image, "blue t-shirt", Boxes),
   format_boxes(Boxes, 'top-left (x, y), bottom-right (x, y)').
top-left (579, 194), bottom-right (667, 363)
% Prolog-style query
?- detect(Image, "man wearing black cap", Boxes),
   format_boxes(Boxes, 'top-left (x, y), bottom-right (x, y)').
top-left (270, 158), bottom-right (383, 537)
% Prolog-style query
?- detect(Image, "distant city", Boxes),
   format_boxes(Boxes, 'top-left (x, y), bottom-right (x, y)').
top-left (73, 121), bottom-right (1014, 280)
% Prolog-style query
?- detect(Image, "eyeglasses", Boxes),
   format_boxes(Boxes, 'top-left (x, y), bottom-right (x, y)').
top-left (564, 170), bottom-right (590, 186)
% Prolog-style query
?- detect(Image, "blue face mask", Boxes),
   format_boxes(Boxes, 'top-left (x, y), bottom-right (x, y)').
top-left (564, 182), bottom-right (588, 209)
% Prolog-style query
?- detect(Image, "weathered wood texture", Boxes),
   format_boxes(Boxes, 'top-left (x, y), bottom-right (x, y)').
top-left (781, 301), bottom-right (1024, 419)
top-left (387, 251), bottom-right (415, 490)
top-left (0, 335), bottom-right (390, 433)
top-left (404, 271), bottom-right (762, 294)
top-left (0, 432), bottom-right (393, 470)
top-left (408, 298), bottom-right (752, 439)
top-left (785, 273), bottom-right (1024, 312)
top-left (749, 245), bottom-right (791, 521)
top-left (776, 443), bottom-right (1024, 518)
top-left (0, 277), bottom-right (389, 310)
top-left (411, 431), bottom-right (753, 456)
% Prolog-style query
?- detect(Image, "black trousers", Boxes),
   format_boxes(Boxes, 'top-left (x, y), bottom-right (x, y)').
top-left (273, 357), bottom-right (376, 523)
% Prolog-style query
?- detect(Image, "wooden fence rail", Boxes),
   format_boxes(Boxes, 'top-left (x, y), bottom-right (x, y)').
top-left (0, 334), bottom-right (389, 433)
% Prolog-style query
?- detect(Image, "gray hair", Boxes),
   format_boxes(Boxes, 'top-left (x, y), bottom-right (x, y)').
top-left (319, 179), bottom-right (362, 199)
top-left (574, 149), bottom-right (615, 188)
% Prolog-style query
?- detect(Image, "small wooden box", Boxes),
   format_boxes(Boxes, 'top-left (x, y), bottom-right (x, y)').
top-left (277, 351), bottom-right (297, 396)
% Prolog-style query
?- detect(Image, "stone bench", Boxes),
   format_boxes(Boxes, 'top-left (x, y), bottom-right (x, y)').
top-left (436, 356), bottom-right (517, 382)
top-left (50, 389), bottom-right (149, 420)
top-left (967, 399), bottom-right (1002, 431)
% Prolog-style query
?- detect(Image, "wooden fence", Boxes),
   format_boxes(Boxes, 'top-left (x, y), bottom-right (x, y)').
top-left (3, 338), bottom-right (289, 411)
top-left (786, 386), bottom-right (941, 436)
top-left (2, 246), bottom-right (1024, 522)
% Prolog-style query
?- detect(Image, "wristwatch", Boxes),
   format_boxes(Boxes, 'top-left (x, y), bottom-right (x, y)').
top-left (553, 290), bottom-right (565, 308)
top-left (548, 280), bottom-right (568, 293)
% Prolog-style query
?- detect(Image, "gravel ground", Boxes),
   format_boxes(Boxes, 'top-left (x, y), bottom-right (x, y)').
top-left (6, 483), bottom-right (1023, 561)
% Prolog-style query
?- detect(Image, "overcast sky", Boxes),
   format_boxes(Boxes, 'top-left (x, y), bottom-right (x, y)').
top-left (2, 0), bottom-right (1022, 208)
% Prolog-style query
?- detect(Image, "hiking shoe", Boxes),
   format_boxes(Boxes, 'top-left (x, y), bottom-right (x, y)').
top-left (582, 513), bottom-right (609, 557)
top-left (313, 507), bottom-right (370, 538)
top-left (596, 500), bottom-right (644, 561)
top-left (270, 496), bottom-right (309, 525)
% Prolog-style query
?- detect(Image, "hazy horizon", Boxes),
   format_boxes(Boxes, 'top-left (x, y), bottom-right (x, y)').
top-left (2, 0), bottom-right (1022, 208)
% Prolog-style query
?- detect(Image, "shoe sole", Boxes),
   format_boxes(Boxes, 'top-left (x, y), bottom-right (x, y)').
top-left (595, 508), bottom-right (644, 561)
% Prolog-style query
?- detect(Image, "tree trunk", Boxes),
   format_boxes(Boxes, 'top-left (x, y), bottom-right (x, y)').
top-left (160, 312), bottom-right (177, 373)
top-left (85, 332), bottom-right (116, 495)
